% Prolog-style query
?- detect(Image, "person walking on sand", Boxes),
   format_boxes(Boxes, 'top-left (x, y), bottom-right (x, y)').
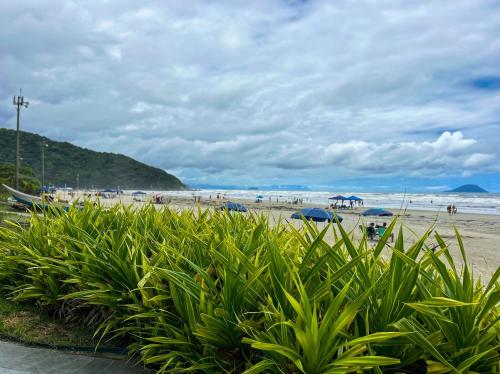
top-left (447, 204), bottom-right (452, 215)
top-left (453, 205), bottom-right (457, 215)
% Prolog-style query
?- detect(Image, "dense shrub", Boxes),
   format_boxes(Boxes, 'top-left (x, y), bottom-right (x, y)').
top-left (0, 204), bottom-right (498, 373)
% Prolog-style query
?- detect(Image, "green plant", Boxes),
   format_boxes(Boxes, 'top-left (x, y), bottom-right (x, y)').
top-left (0, 203), bottom-right (497, 373)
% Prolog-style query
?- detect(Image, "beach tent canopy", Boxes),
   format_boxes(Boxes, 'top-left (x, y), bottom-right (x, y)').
top-left (361, 208), bottom-right (393, 217)
top-left (329, 195), bottom-right (346, 200)
top-left (132, 191), bottom-right (147, 195)
top-left (346, 195), bottom-right (363, 201)
top-left (101, 188), bottom-right (123, 193)
top-left (291, 208), bottom-right (343, 223)
top-left (220, 201), bottom-right (248, 212)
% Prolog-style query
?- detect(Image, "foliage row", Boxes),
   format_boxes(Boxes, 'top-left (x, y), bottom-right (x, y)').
top-left (0, 204), bottom-right (498, 373)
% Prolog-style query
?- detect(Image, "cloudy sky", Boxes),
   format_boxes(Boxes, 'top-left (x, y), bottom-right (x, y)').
top-left (1, 0), bottom-right (499, 191)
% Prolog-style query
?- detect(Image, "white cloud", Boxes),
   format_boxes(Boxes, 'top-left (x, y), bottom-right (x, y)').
top-left (464, 153), bottom-right (497, 168)
top-left (0, 0), bottom-right (499, 186)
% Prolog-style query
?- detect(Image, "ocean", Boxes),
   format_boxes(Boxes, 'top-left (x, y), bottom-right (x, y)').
top-left (157, 189), bottom-right (500, 216)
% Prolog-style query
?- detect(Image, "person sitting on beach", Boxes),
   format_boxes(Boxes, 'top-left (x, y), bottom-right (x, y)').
top-left (366, 223), bottom-right (376, 240)
top-left (377, 222), bottom-right (394, 242)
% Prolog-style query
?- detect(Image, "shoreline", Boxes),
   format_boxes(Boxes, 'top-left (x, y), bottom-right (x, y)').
top-left (55, 187), bottom-right (500, 216)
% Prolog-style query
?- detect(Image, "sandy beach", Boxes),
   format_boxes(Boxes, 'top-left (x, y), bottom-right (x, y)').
top-left (76, 192), bottom-right (499, 282)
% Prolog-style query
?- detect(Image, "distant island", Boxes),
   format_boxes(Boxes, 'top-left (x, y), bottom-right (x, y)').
top-left (446, 184), bottom-right (488, 193)
top-left (0, 128), bottom-right (186, 190)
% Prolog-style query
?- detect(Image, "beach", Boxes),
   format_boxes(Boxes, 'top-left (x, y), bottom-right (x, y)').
top-left (84, 192), bottom-right (500, 282)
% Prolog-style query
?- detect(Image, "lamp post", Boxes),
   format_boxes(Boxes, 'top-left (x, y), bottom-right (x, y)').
top-left (13, 91), bottom-right (29, 190)
top-left (41, 142), bottom-right (48, 188)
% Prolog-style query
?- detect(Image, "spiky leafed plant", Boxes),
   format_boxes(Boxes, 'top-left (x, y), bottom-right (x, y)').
top-left (0, 203), bottom-right (498, 373)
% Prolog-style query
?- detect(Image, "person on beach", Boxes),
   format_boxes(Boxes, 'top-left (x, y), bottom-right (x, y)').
top-left (367, 223), bottom-right (376, 240)
top-left (447, 204), bottom-right (452, 215)
top-left (377, 222), bottom-right (394, 242)
top-left (453, 205), bottom-right (457, 215)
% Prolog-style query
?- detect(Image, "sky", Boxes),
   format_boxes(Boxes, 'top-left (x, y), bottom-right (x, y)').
top-left (1, 0), bottom-right (499, 192)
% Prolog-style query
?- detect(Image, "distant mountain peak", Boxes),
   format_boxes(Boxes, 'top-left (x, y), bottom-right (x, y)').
top-left (446, 184), bottom-right (488, 193)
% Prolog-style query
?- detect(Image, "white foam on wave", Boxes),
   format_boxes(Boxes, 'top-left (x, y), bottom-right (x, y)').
top-left (150, 189), bottom-right (500, 216)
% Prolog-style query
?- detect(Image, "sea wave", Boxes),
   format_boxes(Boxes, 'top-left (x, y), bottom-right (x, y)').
top-left (150, 189), bottom-right (500, 216)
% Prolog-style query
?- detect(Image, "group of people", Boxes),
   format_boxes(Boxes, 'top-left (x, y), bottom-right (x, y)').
top-left (331, 200), bottom-right (364, 210)
top-left (447, 204), bottom-right (458, 215)
top-left (365, 222), bottom-right (394, 242)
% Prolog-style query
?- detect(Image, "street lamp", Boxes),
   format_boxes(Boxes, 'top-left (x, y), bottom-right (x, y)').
top-left (41, 142), bottom-right (48, 188)
top-left (13, 90), bottom-right (29, 190)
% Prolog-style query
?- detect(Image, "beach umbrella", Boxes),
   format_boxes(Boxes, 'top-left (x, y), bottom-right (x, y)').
top-left (132, 191), bottom-right (147, 195)
top-left (220, 201), bottom-right (248, 212)
top-left (361, 208), bottom-right (393, 217)
top-left (291, 208), bottom-right (343, 223)
top-left (256, 195), bottom-right (264, 199)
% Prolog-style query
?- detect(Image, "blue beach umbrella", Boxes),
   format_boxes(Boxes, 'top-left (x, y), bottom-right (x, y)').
top-left (361, 208), bottom-right (393, 216)
top-left (291, 208), bottom-right (343, 223)
top-left (220, 201), bottom-right (248, 212)
top-left (256, 195), bottom-right (264, 199)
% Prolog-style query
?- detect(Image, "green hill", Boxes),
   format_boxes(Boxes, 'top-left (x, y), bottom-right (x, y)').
top-left (0, 128), bottom-right (186, 190)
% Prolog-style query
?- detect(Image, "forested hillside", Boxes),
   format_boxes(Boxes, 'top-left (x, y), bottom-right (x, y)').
top-left (0, 128), bottom-right (186, 190)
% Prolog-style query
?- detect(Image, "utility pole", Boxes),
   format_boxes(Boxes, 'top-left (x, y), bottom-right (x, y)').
top-left (13, 90), bottom-right (29, 190)
top-left (41, 142), bottom-right (48, 188)
top-left (76, 173), bottom-right (80, 191)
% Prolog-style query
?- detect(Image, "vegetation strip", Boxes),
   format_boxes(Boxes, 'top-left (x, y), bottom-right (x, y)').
top-left (0, 203), bottom-right (498, 373)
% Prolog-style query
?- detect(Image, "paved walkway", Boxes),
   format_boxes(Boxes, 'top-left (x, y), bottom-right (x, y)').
top-left (0, 340), bottom-right (145, 373)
